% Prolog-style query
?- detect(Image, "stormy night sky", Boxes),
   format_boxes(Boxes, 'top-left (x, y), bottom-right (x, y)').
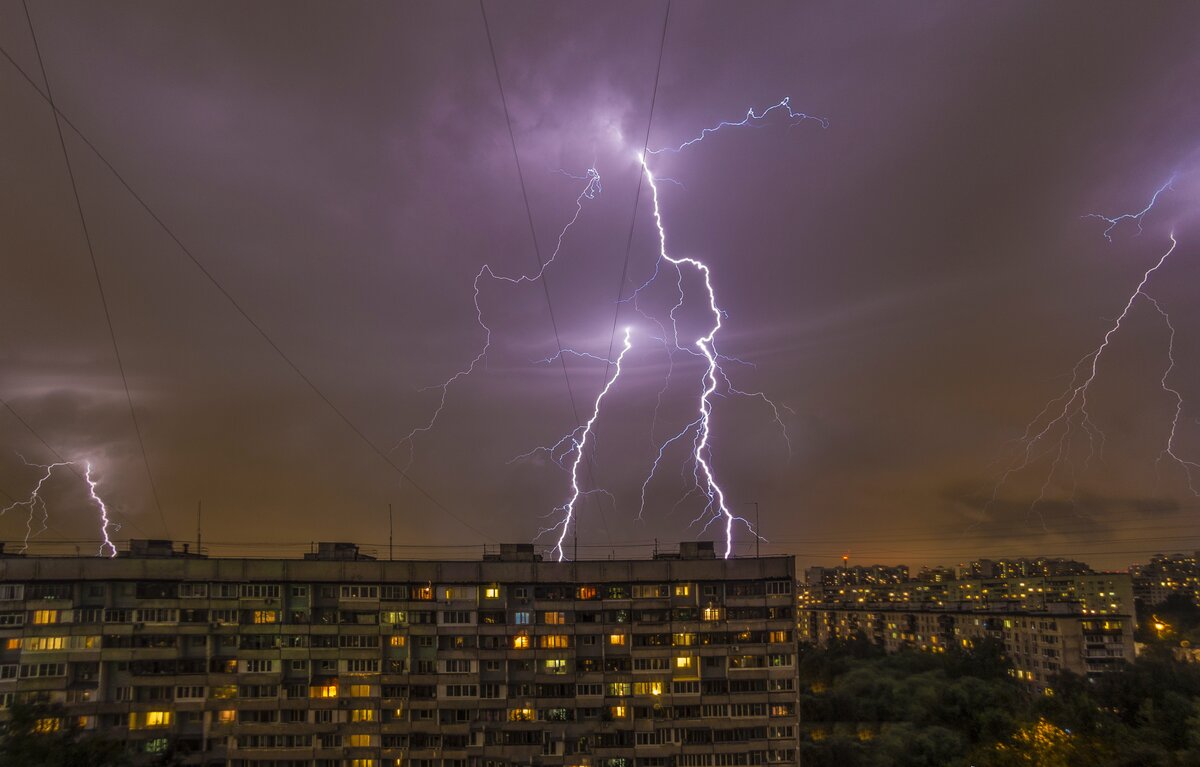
top-left (2, 1), bottom-right (1200, 569)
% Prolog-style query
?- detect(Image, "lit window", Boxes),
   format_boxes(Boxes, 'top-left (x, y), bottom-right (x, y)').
top-left (577, 585), bottom-right (597, 600)
top-left (252, 610), bottom-right (278, 624)
top-left (4, 639), bottom-right (19, 650)
top-left (217, 710), bottom-right (235, 724)
top-left (768, 630), bottom-right (789, 643)
top-left (34, 718), bottom-right (61, 734)
top-left (348, 685), bottom-right (373, 697)
top-left (544, 659), bottom-right (568, 672)
top-left (389, 635), bottom-right (406, 647)
top-left (675, 656), bottom-right (695, 670)
top-left (608, 633), bottom-right (626, 646)
top-left (311, 684), bottom-right (338, 699)
top-left (351, 709), bottom-right (376, 722)
top-left (672, 633), bottom-right (695, 646)
top-left (544, 611), bottom-right (567, 625)
top-left (414, 586), bottom-right (433, 601)
top-left (674, 584), bottom-right (691, 597)
top-left (702, 606), bottom-right (723, 622)
top-left (348, 734), bottom-right (372, 747)
top-left (508, 707), bottom-right (535, 722)
top-left (609, 705), bottom-right (628, 719)
top-left (32, 610), bottom-right (59, 625)
top-left (539, 635), bottom-right (569, 649)
top-left (512, 633), bottom-right (530, 650)
top-left (484, 586), bottom-right (500, 599)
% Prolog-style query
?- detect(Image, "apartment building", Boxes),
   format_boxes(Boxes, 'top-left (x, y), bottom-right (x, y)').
top-left (0, 540), bottom-right (799, 767)
top-left (798, 603), bottom-right (1134, 691)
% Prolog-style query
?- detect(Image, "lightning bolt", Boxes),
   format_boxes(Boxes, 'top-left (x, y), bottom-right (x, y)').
top-left (393, 167), bottom-right (602, 465)
top-left (627, 99), bottom-right (822, 557)
top-left (543, 327), bottom-right (634, 562)
top-left (0, 457), bottom-right (119, 556)
top-left (991, 175), bottom-right (1198, 520)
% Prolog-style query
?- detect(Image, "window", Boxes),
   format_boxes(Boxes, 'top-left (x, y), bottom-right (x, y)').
top-left (484, 586), bottom-right (501, 599)
top-left (607, 682), bottom-right (631, 696)
top-left (0, 585), bottom-right (23, 601)
top-left (413, 586), bottom-right (434, 601)
top-left (544, 659), bottom-right (568, 673)
top-left (440, 610), bottom-right (473, 625)
top-left (674, 584), bottom-right (691, 597)
top-left (252, 610), bottom-right (278, 624)
top-left (508, 708), bottom-right (535, 722)
top-left (32, 610), bottom-right (59, 625)
top-left (444, 684), bottom-right (478, 697)
top-left (311, 684), bottom-right (338, 699)
top-left (577, 585), bottom-right (598, 600)
top-left (0, 613), bottom-right (23, 627)
top-left (702, 606), bottom-right (724, 622)
top-left (341, 585), bottom-right (379, 600)
top-left (238, 584), bottom-right (280, 599)
top-left (381, 610), bottom-right (407, 625)
top-left (179, 583), bottom-right (208, 598)
top-left (389, 635), bottom-right (407, 647)
top-left (609, 704), bottom-right (629, 719)
top-left (539, 635), bottom-right (569, 649)
top-left (543, 611), bottom-right (567, 625)
top-left (608, 633), bottom-right (627, 646)
top-left (345, 659), bottom-right (380, 674)
top-left (513, 611), bottom-right (531, 625)
top-left (512, 633), bottom-right (530, 650)
top-left (675, 656), bottom-right (696, 670)
top-left (350, 708), bottom-right (376, 722)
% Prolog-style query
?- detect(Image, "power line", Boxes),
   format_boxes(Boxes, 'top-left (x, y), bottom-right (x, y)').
top-left (1, 395), bottom-right (153, 540)
top-left (21, 0), bottom-right (169, 539)
top-left (602, 1), bottom-right (672, 378)
top-left (478, 0), bottom-right (611, 547)
top-left (0, 39), bottom-right (491, 542)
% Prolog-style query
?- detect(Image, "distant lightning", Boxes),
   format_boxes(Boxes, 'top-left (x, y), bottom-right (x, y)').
top-left (0, 457), bottom-right (119, 556)
top-left (393, 167), bottom-right (602, 464)
top-left (544, 327), bottom-right (634, 561)
top-left (992, 175), bottom-right (1199, 518)
top-left (645, 97), bottom-right (828, 155)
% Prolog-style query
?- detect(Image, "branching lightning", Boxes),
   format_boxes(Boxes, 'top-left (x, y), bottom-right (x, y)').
top-left (0, 457), bottom-right (119, 556)
top-left (393, 167), bottom-right (602, 465)
top-left (543, 328), bottom-right (634, 561)
top-left (991, 176), bottom-right (1199, 520)
top-left (407, 98), bottom-right (819, 559)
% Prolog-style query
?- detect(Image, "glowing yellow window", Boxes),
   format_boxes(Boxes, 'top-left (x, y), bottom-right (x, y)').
top-left (634, 681), bottom-right (664, 696)
top-left (577, 585), bottom-right (597, 600)
top-left (512, 633), bottom-right (530, 650)
top-left (32, 610), bottom-right (59, 625)
top-left (675, 656), bottom-right (695, 670)
top-left (348, 734), bottom-right (372, 747)
top-left (252, 610), bottom-right (278, 624)
top-left (674, 584), bottom-right (691, 597)
top-left (389, 635), bottom-right (407, 647)
top-left (544, 612), bottom-right (567, 625)
top-left (544, 658), bottom-right (568, 672)
top-left (34, 718), bottom-right (61, 734)
top-left (540, 634), bottom-right (569, 649)
top-left (211, 685), bottom-right (237, 699)
top-left (414, 586), bottom-right (433, 601)
top-left (609, 705), bottom-right (628, 719)
top-left (484, 586), bottom-right (500, 599)
top-left (508, 707), bottom-right (534, 722)
top-left (672, 633), bottom-right (695, 646)
top-left (351, 708), bottom-right (376, 722)
top-left (768, 630), bottom-right (789, 643)
top-left (5, 639), bottom-right (20, 650)
top-left (311, 684), bottom-right (338, 699)
top-left (608, 633), bottom-right (626, 646)
top-left (702, 607), bottom-right (723, 621)
top-left (348, 685), bottom-right (372, 697)
top-left (350, 760), bottom-right (377, 767)
top-left (217, 710), bottom-right (235, 724)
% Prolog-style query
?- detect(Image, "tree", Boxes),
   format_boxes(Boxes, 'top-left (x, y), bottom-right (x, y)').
top-left (0, 702), bottom-right (130, 767)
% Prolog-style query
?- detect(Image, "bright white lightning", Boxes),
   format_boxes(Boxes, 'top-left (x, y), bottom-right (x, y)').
top-left (84, 462), bottom-right (119, 557)
top-left (393, 168), bottom-right (602, 465)
top-left (546, 327), bottom-right (634, 562)
top-left (0, 458), bottom-right (119, 556)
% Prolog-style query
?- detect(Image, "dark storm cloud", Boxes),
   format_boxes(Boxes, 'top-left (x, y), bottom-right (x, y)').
top-left (2, 0), bottom-right (1200, 567)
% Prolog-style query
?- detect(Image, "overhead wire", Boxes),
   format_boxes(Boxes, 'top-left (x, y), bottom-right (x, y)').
top-left (20, 0), bottom-right (169, 539)
top-left (0, 33), bottom-right (491, 542)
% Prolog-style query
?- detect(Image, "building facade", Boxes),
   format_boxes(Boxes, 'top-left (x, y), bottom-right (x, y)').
top-left (0, 541), bottom-right (798, 767)
top-left (798, 603), bottom-right (1134, 691)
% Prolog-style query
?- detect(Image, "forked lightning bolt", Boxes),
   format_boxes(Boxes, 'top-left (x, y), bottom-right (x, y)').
top-left (628, 99), bottom-right (822, 557)
top-left (0, 457), bottom-right (119, 556)
top-left (991, 177), bottom-right (1198, 519)
top-left (544, 328), bottom-right (634, 561)
top-left (393, 168), bottom-right (602, 465)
